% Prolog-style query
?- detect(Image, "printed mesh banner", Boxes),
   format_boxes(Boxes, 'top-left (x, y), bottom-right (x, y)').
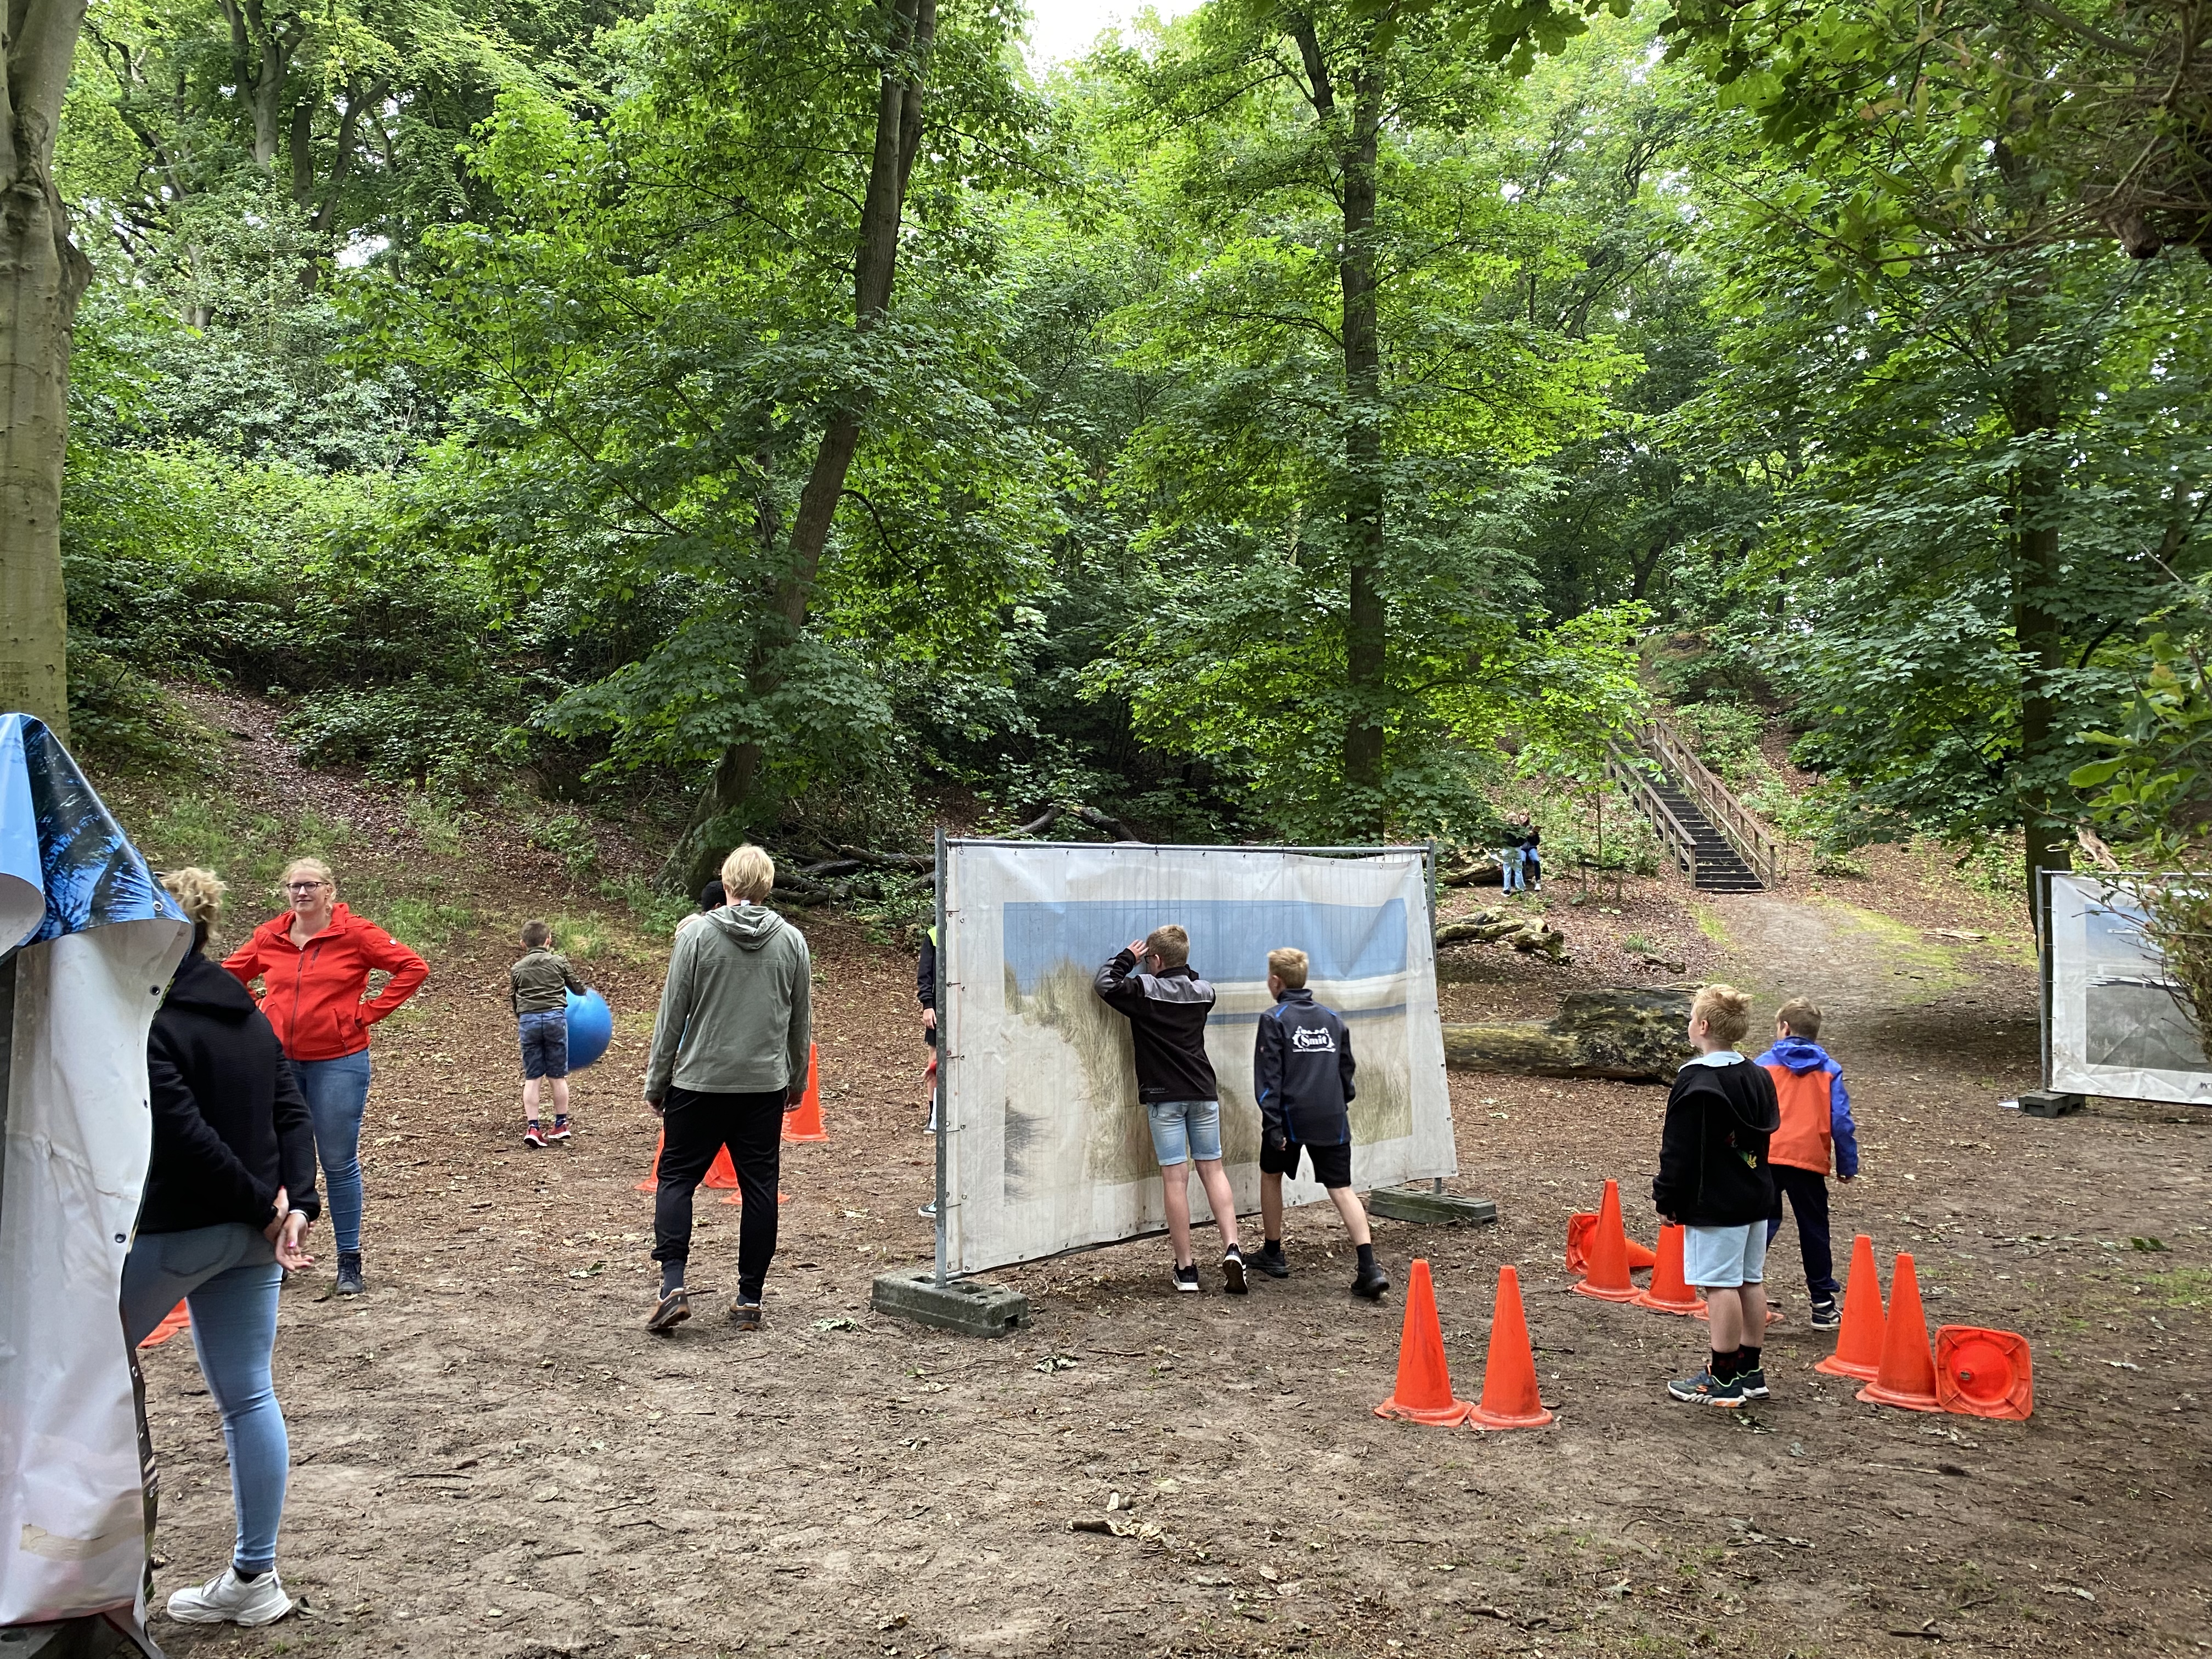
top-left (2047, 872), bottom-right (2212, 1106)
top-left (940, 842), bottom-right (1455, 1274)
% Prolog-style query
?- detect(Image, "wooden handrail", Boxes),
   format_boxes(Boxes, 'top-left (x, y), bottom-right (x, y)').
top-left (1606, 746), bottom-right (1700, 888)
top-left (1637, 718), bottom-right (1785, 888)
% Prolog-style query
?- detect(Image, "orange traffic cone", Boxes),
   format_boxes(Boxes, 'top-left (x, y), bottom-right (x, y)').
top-left (1466, 1265), bottom-right (1554, 1430)
top-left (635, 1132), bottom-right (740, 1192)
top-left (1936, 1326), bottom-right (2034, 1420)
top-left (1633, 1224), bottom-right (1707, 1316)
top-left (1566, 1212), bottom-right (1656, 1276)
top-left (1814, 1234), bottom-right (1887, 1380)
top-left (782, 1045), bottom-right (827, 1143)
top-left (1374, 1260), bottom-right (1474, 1426)
top-left (138, 1300), bottom-right (190, 1350)
top-left (1572, 1180), bottom-right (1640, 1302)
top-left (1857, 1252), bottom-right (1942, 1412)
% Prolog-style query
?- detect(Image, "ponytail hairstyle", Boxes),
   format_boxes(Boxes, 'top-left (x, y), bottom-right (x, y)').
top-left (161, 867), bottom-right (228, 955)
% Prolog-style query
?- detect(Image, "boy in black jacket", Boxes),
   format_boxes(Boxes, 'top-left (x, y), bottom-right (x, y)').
top-left (1096, 924), bottom-right (1246, 1295)
top-left (1252, 948), bottom-right (1387, 1300)
top-left (1654, 984), bottom-right (1781, 1407)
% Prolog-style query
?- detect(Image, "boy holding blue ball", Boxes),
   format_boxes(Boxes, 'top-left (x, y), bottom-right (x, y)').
top-left (512, 919), bottom-right (590, 1147)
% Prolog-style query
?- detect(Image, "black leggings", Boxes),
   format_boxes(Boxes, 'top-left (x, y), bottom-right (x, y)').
top-left (652, 1086), bottom-right (784, 1300)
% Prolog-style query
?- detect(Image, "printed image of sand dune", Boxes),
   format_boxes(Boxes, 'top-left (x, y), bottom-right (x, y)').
top-left (1007, 960), bottom-right (1154, 1187)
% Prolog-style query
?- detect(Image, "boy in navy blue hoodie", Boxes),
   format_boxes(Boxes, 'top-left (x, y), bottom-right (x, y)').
top-left (1251, 947), bottom-right (1388, 1300)
top-left (1754, 997), bottom-right (1861, 1330)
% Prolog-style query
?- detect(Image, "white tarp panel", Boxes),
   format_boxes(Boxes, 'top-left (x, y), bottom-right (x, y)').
top-left (0, 713), bottom-right (189, 1630)
top-left (2048, 872), bottom-right (2212, 1106)
top-left (940, 843), bottom-right (1454, 1274)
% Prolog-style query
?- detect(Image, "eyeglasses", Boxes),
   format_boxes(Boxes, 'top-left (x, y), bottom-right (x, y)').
top-left (285, 881), bottom-right (330, 893)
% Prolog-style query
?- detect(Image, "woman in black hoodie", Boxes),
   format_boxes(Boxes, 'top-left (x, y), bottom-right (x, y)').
top-left (1653, 984), bottom-right (1779, 1409)
top-left (121, 868), bottom-right (318, 1629)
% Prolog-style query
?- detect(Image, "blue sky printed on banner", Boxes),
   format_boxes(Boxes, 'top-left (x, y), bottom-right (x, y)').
top-left (1002, 898), bottom-right (1407, 994)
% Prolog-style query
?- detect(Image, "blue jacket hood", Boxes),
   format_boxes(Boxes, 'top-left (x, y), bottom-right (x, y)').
top-left (1759, 1036), bottom-right (1834, 1075)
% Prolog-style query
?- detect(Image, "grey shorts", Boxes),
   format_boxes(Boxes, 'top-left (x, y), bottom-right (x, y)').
top-left (1684, 1222), bottom-right (1769, 1289)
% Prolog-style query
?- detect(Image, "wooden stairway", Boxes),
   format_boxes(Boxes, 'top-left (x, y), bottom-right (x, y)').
top-left (1606, 718), bottom-right (1782, 893)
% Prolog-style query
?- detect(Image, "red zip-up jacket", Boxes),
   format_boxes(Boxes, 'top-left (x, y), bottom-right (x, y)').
top-left (222, 902), bottom-right (429, 1062)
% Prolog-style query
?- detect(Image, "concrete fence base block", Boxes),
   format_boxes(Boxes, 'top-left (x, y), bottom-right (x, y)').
top-left (871, 1269), bottom-right (1030, 1337)
top-left (1365, 1186), bottom-right (1501, 1227)
top-left (2017, 1089), bottom-right (2086, 1119)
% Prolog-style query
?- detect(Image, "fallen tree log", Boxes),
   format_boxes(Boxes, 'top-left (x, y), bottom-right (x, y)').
top-left (1435, 910), bottom-right (1569, 962)
top-left (1441, 988), bottom-right (1693, 1081)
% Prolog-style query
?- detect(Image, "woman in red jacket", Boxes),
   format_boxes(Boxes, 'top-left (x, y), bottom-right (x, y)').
top-left (224, 856), bottom-right (427, 1296)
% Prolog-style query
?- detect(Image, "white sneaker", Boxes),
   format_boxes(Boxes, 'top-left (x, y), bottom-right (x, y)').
top-left (166, 1566), bottom-right (293, 1626)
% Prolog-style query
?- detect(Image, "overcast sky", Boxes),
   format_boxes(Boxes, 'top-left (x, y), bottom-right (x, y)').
top-left (1024, 0), bottom-right (1201, 65)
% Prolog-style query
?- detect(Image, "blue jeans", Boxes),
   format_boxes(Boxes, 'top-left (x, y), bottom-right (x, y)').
top-left (1145, 1099), bottom-right (1222, 1166)
top-left (121, 1225), bottom-right (287, 1577)
top-left (518, 1010), bottom-right (568, 1080)
top-left (1500, 853), bottom-right (1525, 893)
top-left (295, 1051), bottom-right (372, 1254)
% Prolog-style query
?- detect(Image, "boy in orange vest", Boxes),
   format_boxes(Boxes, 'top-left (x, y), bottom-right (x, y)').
top-left (1753, 997), bottom-right (1860, 1330)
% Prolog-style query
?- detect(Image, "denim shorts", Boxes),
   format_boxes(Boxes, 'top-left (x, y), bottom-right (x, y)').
top-left (1146, 1098), bottom-right (1222, 1166)
top-left (519, 1009), bottom-right (569, 1080)
top-left (1684, 1222), bottom-right (1769, 1289)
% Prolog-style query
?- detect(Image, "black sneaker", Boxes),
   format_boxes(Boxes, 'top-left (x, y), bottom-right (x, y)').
top-left (1737, 1365), bottom-right (1770, 1400)
top-left (1222, 1248), bottom-right (1249, 1295)
top-left (647, 1287), bottom-right (691, 1334)
top-left (1171, 1263), bottom-right (1200, 1294)
top-left (730, 1300), bottom-right (762, 1332)
top-left (1809, 1297), bottom-right (1841, 1330)
top-left (334, 1251), bottom-right (364, 1297)
top-left (1351, 1262), bottom-right (1390, 1301)
top-left (1667, 1368), bottom-right (1746, 1407)
top-left (1254, 1245), bottom-right (1290, 1280)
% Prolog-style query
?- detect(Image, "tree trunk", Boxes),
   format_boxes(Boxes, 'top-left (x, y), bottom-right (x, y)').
top-left (665, 0), bottom-right (938, 890)
top-left (1442, 989), bottom-right (1693, 1081)
top-left (1290, 11), bottom-right (1389, 831)
top-left (2, 0), bottom-right (97, 737)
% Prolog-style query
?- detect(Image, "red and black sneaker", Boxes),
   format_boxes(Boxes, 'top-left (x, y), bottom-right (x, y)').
top-left (523, 1123), bottom-right (546, 1149)
top-left (548, 1117), bottom-right (572, 1142)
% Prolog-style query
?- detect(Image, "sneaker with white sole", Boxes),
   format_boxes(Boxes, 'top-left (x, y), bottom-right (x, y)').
top-left (1171, 1263), bottom-right (1200, 1293)
top-left (1222, 1246), bottom-right (1248, 1295)
top-left (166, 1566), bottom-right (292, 1627)
top-left (1809, 1297), bottom-right (1841, 1330)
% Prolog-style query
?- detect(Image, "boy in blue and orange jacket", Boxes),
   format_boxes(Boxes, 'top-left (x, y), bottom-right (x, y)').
top-left (1754, 996), bottom-right (1861, 1329)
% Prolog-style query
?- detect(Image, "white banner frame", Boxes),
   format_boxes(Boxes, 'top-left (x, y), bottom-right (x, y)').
top-left (933, 839), bottom-right (1455, 1277)
top-left (2044, 870), bottom-right (2212, 1106)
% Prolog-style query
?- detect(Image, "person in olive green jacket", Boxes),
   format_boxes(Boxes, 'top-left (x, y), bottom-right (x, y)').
top-left (641, 844), bottom-right (812, 1335)
top-left (511, 920), bottom-right (589, 1148)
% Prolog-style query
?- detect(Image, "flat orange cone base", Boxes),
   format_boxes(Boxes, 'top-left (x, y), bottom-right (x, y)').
top-left (1815, 1353), bottom-right (1882, 1379)
top-left (1936, 1326), bottom-right (2033, 1420)
top-left (783, 1044), bottom-right (828, 1143)
top-left (719, 1189), bottom-right (792, 1206)
top-left (1374, 1260), bottom-right (1475, 1426)
top-left (1857, 1378), bottom-right (1944, 1412)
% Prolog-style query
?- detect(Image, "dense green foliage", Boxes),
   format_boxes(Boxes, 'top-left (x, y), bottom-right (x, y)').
top-left (48, 0), bottom-right (2212, 894)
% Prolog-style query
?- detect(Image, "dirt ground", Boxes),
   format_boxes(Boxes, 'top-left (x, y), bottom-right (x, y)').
top-left (114, 723), bottom-right (2212, 1659)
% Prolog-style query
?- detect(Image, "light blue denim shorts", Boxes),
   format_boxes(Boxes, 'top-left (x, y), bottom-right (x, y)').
top-left (1684, 1222), bottom-right (1769, 1289)
top-left (1146, 1098), bottom-right (1222, 1166)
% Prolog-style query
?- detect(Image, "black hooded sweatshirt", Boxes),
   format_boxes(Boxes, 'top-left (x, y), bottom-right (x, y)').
top-left (1652, 1053), bottom-right (1779, 1227)
top-left (1094, 950), bottom-right (1218, 1103)
top-left (142, 950), bottom-right (321, 1235)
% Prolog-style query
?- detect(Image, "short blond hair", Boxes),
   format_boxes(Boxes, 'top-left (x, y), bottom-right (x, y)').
top-left (720, 844), bottom-right (775, 903)
top-left (280, 856), bottom-right (335, 898)
top-left (1267, 947), bottom-right (1308, 988)
top-left (162, 867), bottom-right (227, 929)
top-left (1775, 996), bottom-right (1822, 1038)
top-left (1692, 983), bottom-right (1753, 1047)
top-left (1144, 924), bottom-right (1189, 968)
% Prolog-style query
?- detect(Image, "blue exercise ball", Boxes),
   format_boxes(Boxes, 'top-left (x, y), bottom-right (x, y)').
top-left (566, 988), bottom-right (613, 1070)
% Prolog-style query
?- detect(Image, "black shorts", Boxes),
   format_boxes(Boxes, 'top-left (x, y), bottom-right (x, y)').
top-left (1260, 1137), bottom-right (1352, 1189)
